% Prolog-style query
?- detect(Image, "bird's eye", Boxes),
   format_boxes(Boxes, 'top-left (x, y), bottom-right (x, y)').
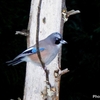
top-left (55, 37), bottom-right (61, 44)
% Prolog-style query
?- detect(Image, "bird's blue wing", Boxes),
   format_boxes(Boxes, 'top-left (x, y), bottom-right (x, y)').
top-left (14, 47), bottom-right (45, 59)
top-left (32, 48), bottom-right (45, 53)
top-left (6, 47), bottom-right (45, 66)
top-left (23, 47), bottom-right (45, 54)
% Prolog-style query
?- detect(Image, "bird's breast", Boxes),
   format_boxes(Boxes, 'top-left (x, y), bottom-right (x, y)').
top-left (28, 49), bottom-right (49, 64)
top-left (28, 45), bottom-right (59, 65)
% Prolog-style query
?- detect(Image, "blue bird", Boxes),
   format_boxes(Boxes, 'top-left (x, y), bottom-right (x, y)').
top-left (6, 32), bottom-right (67, 66)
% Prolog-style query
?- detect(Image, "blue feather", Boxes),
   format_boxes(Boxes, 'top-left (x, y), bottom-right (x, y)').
top-left (6, 47), bottom-right (45, 66)
top-left (32, 48), bottom-right (45, 53)
top-left (23, 47), bottom-right (45, 54)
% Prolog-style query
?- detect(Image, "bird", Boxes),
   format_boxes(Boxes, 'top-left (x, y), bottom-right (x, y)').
top-left (6, 32), bottom-right (67, 66)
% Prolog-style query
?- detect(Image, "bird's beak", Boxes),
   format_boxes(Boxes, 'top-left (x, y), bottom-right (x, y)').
top-left (60, 40), bottom-right (68, 44)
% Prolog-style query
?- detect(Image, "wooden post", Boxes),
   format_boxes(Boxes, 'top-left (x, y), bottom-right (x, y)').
top-left (22, 0), bottom-right (80, 100)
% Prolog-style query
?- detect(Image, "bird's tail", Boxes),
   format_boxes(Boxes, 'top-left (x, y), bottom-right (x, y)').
top-left (6, 57), bottom-right (24, 66)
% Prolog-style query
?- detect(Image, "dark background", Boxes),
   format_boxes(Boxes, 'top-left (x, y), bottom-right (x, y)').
top-left (0, 0), bottom-right (100, 100)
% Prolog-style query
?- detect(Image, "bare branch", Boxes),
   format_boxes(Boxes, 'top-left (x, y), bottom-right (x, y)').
top-left (36, 0), bottom-right (45, 69)
top-left (66, 10), bottom-right (80, 17)
top-left (23, 0), bottom-right (80, 99)
top-left (15, 29), bottom-right (29, 36)
top-left (36, 0), bottom-right (51, 99)
top-left (59, 68), bottom-right (69, 76)
top-left (54, 68), bottom-right (69, 79)
top-left (62, 9), bottom-right (80, 22)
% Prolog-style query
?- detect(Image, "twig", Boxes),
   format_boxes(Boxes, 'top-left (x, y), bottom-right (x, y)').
top-left (62, 9), bottom-right (80, 22)
top-left (36, 0), bottom-right (50, 99)
top-left (54, 68), bottom-right (69, 78)
top-left (66, 10), bottom-right (80, 17)
top-left (59, 68), bottom-right (69, 76)
top-left (36, 0), bottom-right (44, 68)
top-left (15, 29), bottom-right (29, 36)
